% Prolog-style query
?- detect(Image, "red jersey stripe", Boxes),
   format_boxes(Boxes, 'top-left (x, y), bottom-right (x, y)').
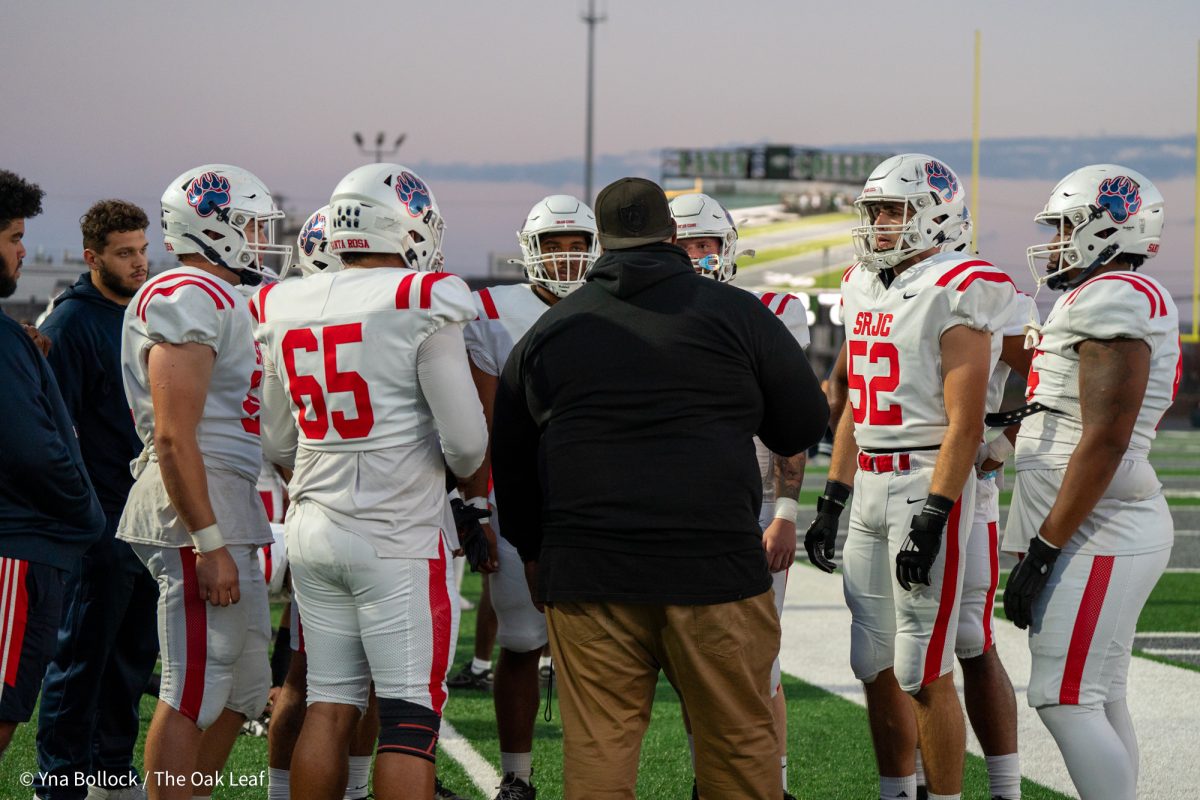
top-left (933, 259), bottom-right (993, 288)
top-left (1068, 274), bottom-right (1159, 318)
top-left (478, 288), bottom-right (500, 320)
top-left (419, 272), bottom-right (455, 310)
top-left (842, 264), bottom-right (858, 283)
top-left (955, 271), bottom-right (1016, 292)
top-left (427, 540), bottom-right (452, 714)
top-left (774, 293), bottom-right (796, 315)
top-left (137, 280), bottom-right (229, 322)
top-left (178, 548), bottom-right (208, 723)
top-left (1060, 555), bottom-right (1115, 704)
top-left (922, 499), bottom-right (963, 688)
top-left (982, 521), bottom-right (1000, 654)
top-left (394, 273), bottom-right (417, 309)
top-left (252, 281), bottom-right (280, 324)
top-left (759, 292), bottom-right (778, 308)
top-left (1, 558), bottom-right (30, 688)
top-left (1113, 272), bottom-right (1166, 316)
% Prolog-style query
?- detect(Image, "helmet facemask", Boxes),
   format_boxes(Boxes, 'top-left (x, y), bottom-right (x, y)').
top-left (520, 230), bottom-right (598, 297)
top-left (851, 194), bottom-right (962, 272)
top-left (678, 231), bottom-right (738, 282)
top-left (1026, 206), bottom-right (1119, 291)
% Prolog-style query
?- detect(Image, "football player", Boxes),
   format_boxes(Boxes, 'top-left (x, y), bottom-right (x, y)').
top-left (1003, 165), bottom-right (1178, 800)
top-left (804, 155), bottom-right (1019, 800)
top-left (669, 192), bottom-right (809, 800)
top-left (261, 207), bottom-right (382, 800)
top-left (459, 194), bottom-right (599, 800)
top-left (117, 164), bottom-right (289, 800)
top-left (253, 165), bottom-right (487, 800)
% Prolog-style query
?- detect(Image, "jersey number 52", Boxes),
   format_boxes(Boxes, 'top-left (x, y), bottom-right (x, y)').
top-left (280, 323), bottom-right (375, 440)
top-left (847, 339), bottom-right (903, 426)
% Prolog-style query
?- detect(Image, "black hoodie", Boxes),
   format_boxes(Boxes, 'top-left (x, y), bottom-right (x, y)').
top-left (492, 243), bottom-right (829, 604)
top-left (39, 272), bottom-right (143, 517)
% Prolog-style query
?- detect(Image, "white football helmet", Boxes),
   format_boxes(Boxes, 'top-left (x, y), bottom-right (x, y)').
top-left (517, 195), bottom-right (600, 297)
top-left (327, 163), bottom-right (445, 271)
top-left (161, 164), bottom-right (291, 285)
top-left (295, 205), bottom-right (342, 277)
top-left (1026, 164), bottom-right (1164, 290)
top-left (851, 154), bottom-right (971, 271)
top-left (669, 193), bottom-right (739, 282)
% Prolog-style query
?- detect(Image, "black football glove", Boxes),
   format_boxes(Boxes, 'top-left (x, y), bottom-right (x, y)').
top-left (895, 494), bottom-right (954, 590)
top-left (1002, 535), bottom-right (1061, 630)
top-left (450, 497), bottom-right (492, 573)
top-left (804, 481), bottom-right (851, 573)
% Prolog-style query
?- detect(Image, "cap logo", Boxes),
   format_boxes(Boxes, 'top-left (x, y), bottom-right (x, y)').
top-left (1096, 176), bottom-right (1142, 223)
top-left (924, 160), bottom-right (958, 203)
top-left (618, 200), bottom-right (648, 234)
top-left (186, 171), bottom-right (231, 218)
top-left (396, 171), bottom-right (432, 218)
top-left (299, 212), bottom-right (327, 256)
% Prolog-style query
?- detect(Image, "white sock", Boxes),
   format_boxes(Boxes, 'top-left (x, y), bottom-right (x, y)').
top-left (538, 655), bottom-right (553, 670)
top-left (687, 734), bottom-right (696, 770)
top-left (345, 755), bottom-right (372, 799)
top-left (879, 774), bottom-right (917, 800)
top-left (914, 748), bottom-right (926, 788)
top-left (780, 756), bottom-right (788, 792)
top-left (500, 751), bottom-right (533, 782)
top-left (927, 793), bottom-right (960, 800)
top-left (985, 753), bottom-right (1021, 799)
top-left (1039, 703), bottom-right (1135, 800)
top-left (268, 768), bottom-right (290, 800)
top-left (471, 657), bottom-right (492, 674)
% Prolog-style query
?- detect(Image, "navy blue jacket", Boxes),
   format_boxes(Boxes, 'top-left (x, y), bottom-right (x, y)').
top-left (0, 308), bottom-right (105, 570)
top-left (40, 273), bottom-right (142, 517)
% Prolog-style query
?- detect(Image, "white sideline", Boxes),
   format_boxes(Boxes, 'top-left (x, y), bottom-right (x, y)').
top-left (779, 564), bottom-right (1200, 800)
top-left (440, 720), bottom-right (502, 796)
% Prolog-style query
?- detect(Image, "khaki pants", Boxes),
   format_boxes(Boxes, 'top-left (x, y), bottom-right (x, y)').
top-left (546, 591), bottom-right (781, 800)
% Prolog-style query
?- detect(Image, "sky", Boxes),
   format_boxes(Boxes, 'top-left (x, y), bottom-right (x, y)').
top-left (3, 0), bottom-right (1200, 297)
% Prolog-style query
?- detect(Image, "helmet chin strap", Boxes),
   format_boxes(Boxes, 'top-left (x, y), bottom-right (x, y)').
top-left (179, 231), bottom-right (262, 286)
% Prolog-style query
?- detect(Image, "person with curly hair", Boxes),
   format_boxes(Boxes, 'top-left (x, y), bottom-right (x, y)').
top-left (0, 169), bottom-right (106, 760)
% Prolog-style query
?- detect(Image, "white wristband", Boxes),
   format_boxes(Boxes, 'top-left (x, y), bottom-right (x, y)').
top-left (465, 496), bottom-right (491, 519)
top-left (773, 497), bottom-right (800, 524)
top-left (190, 524), bottom-right (225, 553)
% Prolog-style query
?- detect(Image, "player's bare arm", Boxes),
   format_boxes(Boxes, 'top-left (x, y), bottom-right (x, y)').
top-left (457, 358), bottom-right (500, 572)
top-left (148, 341), bottom-right (240, 607)
top-left (928, 325), bottom-right (990, 498)
top-left (764, 451), bottom-right (806, 573)
top-left (827, 340), bottom-right (849, 427)
top-left (1038, 337), bottom-right (1150, 547)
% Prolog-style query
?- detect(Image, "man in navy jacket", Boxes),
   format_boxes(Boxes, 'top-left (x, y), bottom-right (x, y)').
top-left (0, 169), bottom-right (105, 759)
top-left (35, 200), bottom-right (157, 798)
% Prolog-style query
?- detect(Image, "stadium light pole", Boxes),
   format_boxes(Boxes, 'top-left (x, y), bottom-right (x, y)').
top-left (582, 0), bottom-right (606, 203)
top-left (353, 131), bottom-right (407, 163)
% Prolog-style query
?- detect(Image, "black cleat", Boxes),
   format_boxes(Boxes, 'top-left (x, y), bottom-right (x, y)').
top-left (494, 773), bottom-right (537, 800)
top-left (447, 662), bottom-right (494, 691)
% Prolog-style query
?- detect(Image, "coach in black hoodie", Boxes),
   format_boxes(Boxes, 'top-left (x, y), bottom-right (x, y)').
top-left (492, 177), bottom-right (828, 799)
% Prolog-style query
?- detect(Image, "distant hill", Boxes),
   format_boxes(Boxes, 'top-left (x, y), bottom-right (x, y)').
top-left (412, 136), bottom-right (1196, 187)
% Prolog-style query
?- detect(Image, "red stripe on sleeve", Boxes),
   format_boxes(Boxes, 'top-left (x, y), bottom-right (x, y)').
top-left (922, 499), bottom-right (963, 687)
top-left (759, 292), bottom-right (777, 308)
top-left (419, 272), bottom-right (454, 310)
top-left (1059, 555), bottom-right (1115, 705)
top-left (934, 259), bottom-right (993, 287)
top-left (395, 273), bottom-right (417, 309)
top-left (774, 293), bottom-right (796, 315)
top-left (253, 282), bottom-right (280, 324)
top-left (478, 288), bottom-right (500, 320)
top-left (137, 279), bottom-right (229, 322)
top-left (427, 540), bottom-right (452, 714)
top-left (842, 264), bottom-right (858, 283)
top-left (955, 271), bottom-right (1016, 292)
top-left (1126, 273), bottom-right (1167, 315)
top-left (178, 548), bottom-right (208, 723)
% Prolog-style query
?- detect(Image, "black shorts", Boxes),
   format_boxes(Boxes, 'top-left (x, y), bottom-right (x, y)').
top-left (0, 557), bottom-right (65, 723)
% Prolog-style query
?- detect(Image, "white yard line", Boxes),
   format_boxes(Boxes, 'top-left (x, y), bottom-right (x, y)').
top-left (1164, 567), bottom-right (1200, 573)
top-left (779, 565), bottom-right (1200, 800)
top-left (1140, 648), bottom-right (1200, 657)
top-left (440, 720), bottom-right (502, 796)
top-left (1134, 632), bottom-right (1200, 639)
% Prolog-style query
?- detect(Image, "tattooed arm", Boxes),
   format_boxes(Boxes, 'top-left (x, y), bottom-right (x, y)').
top-left (763, 450), bottom-right (807, 573)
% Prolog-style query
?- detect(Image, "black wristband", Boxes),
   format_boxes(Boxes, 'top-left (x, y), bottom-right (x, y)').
top-left (822, 480), bottom-right (852, 507)
top-left (921, 493), bottom-right (955, 520)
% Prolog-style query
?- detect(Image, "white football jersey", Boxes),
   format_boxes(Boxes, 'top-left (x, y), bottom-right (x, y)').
top-left (840, 253), bottom-right (1020, 451)
top-left (1016, 270), bottom-right (1181, 467)
top-left (122, 266), bottom-right (263, 481)
top-left (463, 283), bottom-right (552, 377)
top-left (252, 268), bottom-right (479, 559)
top-left (751, 290), bottom-right (812, 516)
